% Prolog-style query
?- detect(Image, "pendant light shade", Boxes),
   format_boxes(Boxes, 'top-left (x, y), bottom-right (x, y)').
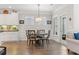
top-left (35, 16), bottom-right (42, 22)
top-left (35, 4), bottom-right (42, 22)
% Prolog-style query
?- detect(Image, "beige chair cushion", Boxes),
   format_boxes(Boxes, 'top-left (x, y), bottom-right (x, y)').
top-left (66, 33), bottom-right (74, 39)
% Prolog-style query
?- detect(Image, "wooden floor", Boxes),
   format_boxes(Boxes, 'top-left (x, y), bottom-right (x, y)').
top-left (1, 40), bottom-right (73, 55)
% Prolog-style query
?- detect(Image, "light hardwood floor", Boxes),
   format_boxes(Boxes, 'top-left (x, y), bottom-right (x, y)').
top-left (1, 40), bottom-right (73, 55)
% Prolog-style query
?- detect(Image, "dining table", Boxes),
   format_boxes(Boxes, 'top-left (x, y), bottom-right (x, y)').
top-left (28, 32), bottom-right (48, 46)
top-left (35, 33), bottom-right (48, 45)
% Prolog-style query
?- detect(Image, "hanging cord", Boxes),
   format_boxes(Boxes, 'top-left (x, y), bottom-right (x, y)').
top-left (50, 4), bottom-right (53, 29)
top-left (50, 4), bottom-right (53, 21)
top-left (37, 4), bottom-right (40, 17)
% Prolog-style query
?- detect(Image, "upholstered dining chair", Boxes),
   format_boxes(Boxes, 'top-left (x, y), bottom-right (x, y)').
top-left (26, 30), bottom-right (30, 44)
top-left (26, 30), bottom-right (36, 46)
top-left (37, 30), bottom-right (45, 34)
top-left (45, 30), bottom-right (51, 43)
top-left (40, 30), bottom-right (50, 45)
top-left (37, 30), bottom-right (45, 38)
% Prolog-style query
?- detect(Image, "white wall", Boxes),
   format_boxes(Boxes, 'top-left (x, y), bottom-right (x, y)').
top-left (0, 5), bottom-right (73, 41)
top-left (18, 14), bottom-right (52, 40)
top-left (73, 4), bottom-right (79, 32)
top-left (18, 4), bottom-right (73, 41)
top-left (52, 4), bottom-right (73, 43)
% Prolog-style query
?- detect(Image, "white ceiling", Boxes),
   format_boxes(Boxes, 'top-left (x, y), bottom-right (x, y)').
top-left (0, 4), bottom-right (69, 16)
top-left (0, 4), bottom-right (53, 11)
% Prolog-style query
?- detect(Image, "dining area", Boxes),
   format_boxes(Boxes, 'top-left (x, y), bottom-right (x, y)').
top-left (26, 30), bottom-right (50, 47)
top-left (0, 4), bottom-right (74, 55)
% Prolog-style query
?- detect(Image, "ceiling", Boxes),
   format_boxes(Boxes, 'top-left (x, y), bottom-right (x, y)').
top-left (0, 4), bottom-right (68, 16)
top-left (0, 4), bottom-right (53, 11)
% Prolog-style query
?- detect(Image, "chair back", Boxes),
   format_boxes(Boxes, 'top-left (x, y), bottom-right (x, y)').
top-left (37, 30), bottom-right (45, 37)
top-left (26, 30), bottom-right (29, 39)
top-left (26, 30), bottom-right (28, 36)
top-left (27, 30), bottom-right (36, 40)
top-left (28, 30), bottom-right (35, 35)
top-left (47, 30), bottom-right (50, 38)
top-left (37, 30), bottom-right (45, 34)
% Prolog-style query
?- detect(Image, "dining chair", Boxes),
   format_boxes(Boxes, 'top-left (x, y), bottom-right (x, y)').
top-left (37, 30), bottom-right (45, 34)
top-left (45, 30), bottom-right (50, 43)
top-left (26, 30), bottom-right (30, 44)
top-left (26, 30), bottom-right (36, 46)
top-left (40, 30), bottom-right (50, 45)
top-left (37, 30), bottom-right (45, 38)
top-left (36, 30), bottom-right (45, 45)
top-left (28, 30), bottom-right (35, 34)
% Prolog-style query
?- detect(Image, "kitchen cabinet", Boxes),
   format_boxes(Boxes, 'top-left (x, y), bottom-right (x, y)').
top-left (0, 32), bottom-right (19, 41)
top-left (0, 15), bottom-right (4, 25)
top-left (0, 13), bottom-right (18, 25)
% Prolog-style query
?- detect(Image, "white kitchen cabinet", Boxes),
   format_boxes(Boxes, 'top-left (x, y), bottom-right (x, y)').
top-left (0, 13), bottom-right (18, 25)
top-left (0, 32), bottom-right (19, 42)
top-left (6, 13), bottom-right (19, 25)
top-left (0, 15), bottom-right (4, 25)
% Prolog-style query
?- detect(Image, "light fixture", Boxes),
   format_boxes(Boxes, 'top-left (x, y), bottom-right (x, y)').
top-left (50, 4), bottom-right (53, 25)
top-left (35, 4), bottom-right (42, 22)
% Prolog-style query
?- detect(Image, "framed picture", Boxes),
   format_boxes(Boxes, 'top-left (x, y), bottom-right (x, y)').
top-left (19, 20), bottom-right (24, 24)
top-left (47, 20), bottom-right (52, 24)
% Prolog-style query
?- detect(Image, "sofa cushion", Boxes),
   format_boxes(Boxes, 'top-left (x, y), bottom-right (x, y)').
top-left (74, 32), bottom-right (79, 40)
top-left (66, 33), bottom-right (74, 39)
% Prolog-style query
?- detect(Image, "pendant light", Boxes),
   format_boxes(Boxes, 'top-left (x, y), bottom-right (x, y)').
top-left (35, 4), bottom-right (42, 22)
top-left (50, 4), bottom-right (53, 25)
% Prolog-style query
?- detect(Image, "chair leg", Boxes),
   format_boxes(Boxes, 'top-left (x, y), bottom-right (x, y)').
top-left (29, 40), bottom-right (31, 46)
top-left (47, 39), bottom-right (49, 44)
top-left (40, 40), bottom-right (42, 46)
top-left (27, 40), bottom-right (29, 45)
top-left (33, 40), bottom-right (35, 45)
top-left (46, 39), bottom-right (47, 44)
top-left (46, 39), bottom-right (49, 44)
top-left (32, 40), bottom-right (33, 45)
top-left (41, 40), bottom-right (43, 45)
top-left (42, 40), bottom-right (44, 46)
top-left (28, 40), bottom-right (36, 46)
top-left (67, 49), bottom-right (70, 53)
top-left (28, 40), bottom-right (30, 46)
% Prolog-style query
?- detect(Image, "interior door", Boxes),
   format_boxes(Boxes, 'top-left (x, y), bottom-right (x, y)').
top-left (53, 16), bottom-right (60, 42)
top-left (60, 16), bottom-right (68, 43)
